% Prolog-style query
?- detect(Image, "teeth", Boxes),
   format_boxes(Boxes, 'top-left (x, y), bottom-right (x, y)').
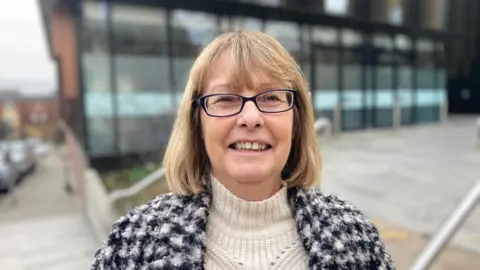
top-left (234, 142), bottom-right (268, 151)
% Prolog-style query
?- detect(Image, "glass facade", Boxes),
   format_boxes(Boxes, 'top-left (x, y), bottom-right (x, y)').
top-left (111, 4), bottom-right (171, 154)
top-left (78, 0), bottom-right (450, 158)
top-left (82, 2), bottom-right (115, 156)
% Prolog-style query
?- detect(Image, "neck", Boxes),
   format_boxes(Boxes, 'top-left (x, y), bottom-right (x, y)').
top-left (210, 172), bottom-right (282, 201)
top-left (208, 175), bottom-right (294, 237)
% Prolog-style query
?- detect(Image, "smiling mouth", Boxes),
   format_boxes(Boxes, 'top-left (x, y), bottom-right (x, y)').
top-left (228, 142), bottom-right (272, 151)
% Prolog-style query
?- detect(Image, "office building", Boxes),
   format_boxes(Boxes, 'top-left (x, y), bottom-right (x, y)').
top-left (39, 0), bottom-right (477, 168)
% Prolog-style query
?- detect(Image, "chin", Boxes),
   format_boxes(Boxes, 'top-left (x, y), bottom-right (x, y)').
top-left (226, 165), bottom-right (272, 183)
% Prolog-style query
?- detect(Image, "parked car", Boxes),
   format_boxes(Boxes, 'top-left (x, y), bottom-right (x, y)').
top-left (0, 150), bottom-right (19, 191)
top-left (4, 140), bottom-right (36, 176)
top-left (25, 137), bottom-right (52, 157)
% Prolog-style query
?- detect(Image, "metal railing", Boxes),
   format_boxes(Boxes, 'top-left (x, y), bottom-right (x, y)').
top-left (409, 180), bottom-right (480, 270)
top-left (314, 117), bottom-right (333, 137)
top-left (107, 167), bottom-right (166, 206)
top-left (476, 117), bottom-right (480, 146)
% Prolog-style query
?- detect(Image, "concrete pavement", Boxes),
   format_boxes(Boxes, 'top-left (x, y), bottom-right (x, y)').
top-left (320, 116), bottom-right (480, 268)
top-left (375, 218), bottom-right (480, 270)
top-left (0, 149), bottom-right (97, 270)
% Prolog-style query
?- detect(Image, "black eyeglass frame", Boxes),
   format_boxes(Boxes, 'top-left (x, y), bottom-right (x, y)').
top-left (196, 89), bottom-right (297, 117)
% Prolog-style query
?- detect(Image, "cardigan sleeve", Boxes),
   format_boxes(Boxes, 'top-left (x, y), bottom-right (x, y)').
top-left (301, 191), bottom-right (397, 269)
top-left (90, 215), bottom-right (138, 270)
top-left (90, 193), bottom-right (184, 269)
top-left (360, 216), bottom-right (396, 269)
top-left (337, 197), bottom-right (396, 269)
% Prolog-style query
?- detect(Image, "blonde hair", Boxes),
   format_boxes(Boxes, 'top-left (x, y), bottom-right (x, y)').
top-left (162, 31), bottom-right (321, 195)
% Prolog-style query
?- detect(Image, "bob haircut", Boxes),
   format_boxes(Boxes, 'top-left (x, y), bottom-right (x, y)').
top-left (163, 31), bottom-right (321, 195)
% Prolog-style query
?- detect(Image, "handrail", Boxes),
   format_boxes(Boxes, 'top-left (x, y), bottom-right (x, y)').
top-left (476, 117), bottom-right (480, 144)
top-left (409, 180), bottom-right (480, 270)
top-left (108, 167), bottom-right (166, 205)
top-left (314, 117), bottom-right (332, 136)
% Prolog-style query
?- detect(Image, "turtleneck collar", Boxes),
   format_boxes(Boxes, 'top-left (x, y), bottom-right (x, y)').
top-left (208, 175), bottom-right (295, 238)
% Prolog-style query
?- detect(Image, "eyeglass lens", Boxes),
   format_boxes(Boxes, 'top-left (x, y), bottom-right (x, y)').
top-left (204, 90), bottom-right (294, 116)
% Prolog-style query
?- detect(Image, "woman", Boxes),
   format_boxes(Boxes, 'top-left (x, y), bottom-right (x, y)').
top-left (91, 31), bottom-right (395, 269)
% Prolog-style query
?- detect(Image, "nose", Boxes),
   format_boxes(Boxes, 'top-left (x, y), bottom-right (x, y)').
top-left (237, 100), bottom-right (264, 129)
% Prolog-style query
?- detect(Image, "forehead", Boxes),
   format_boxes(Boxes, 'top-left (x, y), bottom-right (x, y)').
top-left (203, 51), bottom-right (289, 94)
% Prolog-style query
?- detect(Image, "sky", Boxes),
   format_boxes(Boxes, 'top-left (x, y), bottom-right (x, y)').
top-left (0, 0), bottom-right (56, 96)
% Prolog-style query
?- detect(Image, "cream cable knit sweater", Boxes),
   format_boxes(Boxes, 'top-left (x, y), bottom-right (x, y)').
top-left (205, 177), bottom-right (308, 269)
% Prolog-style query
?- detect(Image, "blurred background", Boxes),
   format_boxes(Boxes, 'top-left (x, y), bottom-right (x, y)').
top-left (0, 0), bottom-right (479, 269)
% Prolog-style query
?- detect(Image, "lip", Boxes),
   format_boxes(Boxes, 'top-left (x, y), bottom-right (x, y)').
top-left (227, 147), bottom-right (272, 156)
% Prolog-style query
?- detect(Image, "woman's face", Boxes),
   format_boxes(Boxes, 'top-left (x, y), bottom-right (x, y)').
top-left (200, 52), bottom-right (294, 188)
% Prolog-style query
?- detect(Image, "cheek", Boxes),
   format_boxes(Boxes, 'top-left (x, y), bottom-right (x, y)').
top-left (271, 113), bottom-right (294, 143)
top-left (201, 114), bottom-right (228, 153)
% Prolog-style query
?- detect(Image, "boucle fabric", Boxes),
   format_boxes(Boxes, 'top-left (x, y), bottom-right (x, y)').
top-left (205, 176), bottom-right (308, 269)
top-left (91, 187), bottom-right (395, 269)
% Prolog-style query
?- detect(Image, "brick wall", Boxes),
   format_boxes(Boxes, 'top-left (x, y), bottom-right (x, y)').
top-left (0, 98), bottom-right (60, 139)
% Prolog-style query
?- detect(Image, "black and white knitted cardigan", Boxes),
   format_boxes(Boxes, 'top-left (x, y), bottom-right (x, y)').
top-left (91, 187), bottom-right (395, 269)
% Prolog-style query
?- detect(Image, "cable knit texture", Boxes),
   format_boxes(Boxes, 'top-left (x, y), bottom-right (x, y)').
top-left (205, 176), bottom-right (308, 269)
top-left (91, 181), bottom-right (395, 269)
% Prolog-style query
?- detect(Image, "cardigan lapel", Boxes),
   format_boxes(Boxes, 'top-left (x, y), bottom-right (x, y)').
top-left (288, 187), bottom-right (326, 269)
top-left (148, 192), bottom-right (211, 270)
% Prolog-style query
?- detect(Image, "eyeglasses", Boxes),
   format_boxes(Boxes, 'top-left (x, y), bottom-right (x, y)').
top-left (197, 89), bottom-right (297, 117)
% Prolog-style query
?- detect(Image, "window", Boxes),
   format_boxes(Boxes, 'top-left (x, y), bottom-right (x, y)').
top-left (418, 0), bottom-right (448, 30)
top-left (299, 25), bottom-right (311, 81)
top-left (231, 17), bottom-right (263, 31)
top-left (436, 42), bottom-right (447, 107)
top-left (395, 35), bottom-right (414, 124)
top-left (324, 0), bottom-right (356, 17)
top-left (373, 35), bottom-right (395, 127)
top-left (311, 26), bottom-right (339, 117)
top-left (340, 30), bottom-right (363, 130)
top-left (370, 0), bottom-right (406, 25)
top-left (238, 0), bottom-right (282, 7)
top-left (171, 10), bottom-right (219, 105)
top-left (449, 0), bottom-right (466, 32)
top-left (110, 4), bottom-right (172, 153)
top-left (416, 39), bottom-right (437, 122)
top-left (82, 2), bottom-right (115, 156)
top-left (265, 20), bottom-right (301, 58)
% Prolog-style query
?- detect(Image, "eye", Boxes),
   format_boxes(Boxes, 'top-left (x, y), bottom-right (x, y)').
top-left (259, 93), bottom-right (285, 103)
top-left (215, 96), bottom-right (238, 103)
top-left (206, 95), bottom-right (241, 106)
top-left (264, 95), bottom-right (282, 101)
